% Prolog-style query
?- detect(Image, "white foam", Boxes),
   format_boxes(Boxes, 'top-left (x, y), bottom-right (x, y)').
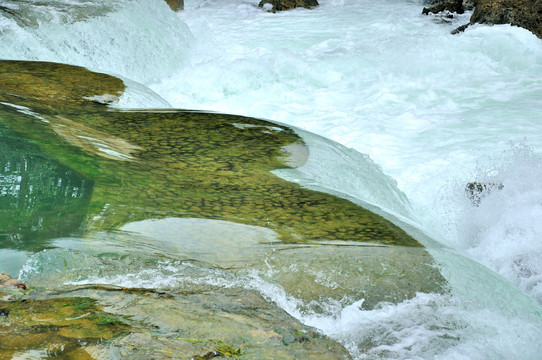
top-left (244, 270), bottom-right (542, 360)
top-left (17, 242), bottom-right (542, 360)
top-left (0, 0), bottom-right (193, 84)
top-left (433, 143), bottom-right (542, 303)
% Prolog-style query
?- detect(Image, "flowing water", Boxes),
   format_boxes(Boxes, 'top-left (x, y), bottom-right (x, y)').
top-left (1, 0), bottom-right (542, 359)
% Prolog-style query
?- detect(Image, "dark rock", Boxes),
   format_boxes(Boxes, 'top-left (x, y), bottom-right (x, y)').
top-left (422, 0), bottom-right (466, 15)
top-left (258, 0), bottom-right (319, 12)
top-left (165, 0), bottom-right (184, 11)
top-left (470, 0), bottom-right (542, 38)
top-left (451, 23), bottom-right (471, 33)
top-left (465, 182), bottom-right (503, 206)
top-left (423, 0), bottom-right (542, 38)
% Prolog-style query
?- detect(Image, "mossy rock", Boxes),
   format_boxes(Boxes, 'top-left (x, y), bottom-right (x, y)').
top-left (0, 60), bottom-right (422, 247)
top-left (0, 60), bottom-right (124, 112)
top-left (69, 286), bottom-right (351, 359)
top-left (0, 296), bottom-right (128, 358)
top-left (0, 60), bottom-right (447, 359)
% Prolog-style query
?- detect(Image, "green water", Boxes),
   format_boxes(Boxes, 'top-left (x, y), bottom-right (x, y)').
top-left (0, 60), bottom-right (421, 247)
top-left (0, 121), bottom-right (93, 251)
top-left (0, 60), bottom-right (445, 359)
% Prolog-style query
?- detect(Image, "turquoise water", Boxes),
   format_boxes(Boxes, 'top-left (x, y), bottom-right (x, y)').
top-left (2, 0), bottom-right (542, 358)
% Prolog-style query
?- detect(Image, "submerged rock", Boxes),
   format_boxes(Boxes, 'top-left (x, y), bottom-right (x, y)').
top-left (0, 295), bottom-right (129, 358)
top-left (0, 60), bottom-right (422, 247)
top-left (0, 284), bottom-right (351, 359)
top-left (0, 60), bottom-right (447, 359)
top-left (259, 0), bottom-right (319, 12)
top-left (0, 60), bottom-right (125, 111)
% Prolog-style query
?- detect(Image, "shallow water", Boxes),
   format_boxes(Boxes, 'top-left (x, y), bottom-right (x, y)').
top-left (1, 0), bottom-right (542, 358)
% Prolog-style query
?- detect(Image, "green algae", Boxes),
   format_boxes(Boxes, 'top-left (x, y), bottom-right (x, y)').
top-left (0, 60), bottom-right (448, 359)
top-left (0, 60), bottom-right (420, 247)
top-left (91, 286), bottom-right (351, 359)
top-left (0, 296), bottom-right (129, 358)
top-left (0, 60), bottom-right (124, 112)
top-left (213, 341), bottom-right (243, 358)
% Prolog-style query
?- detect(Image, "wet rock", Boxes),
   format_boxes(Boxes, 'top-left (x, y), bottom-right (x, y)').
top-left (422, 0), bottom-right (466, 15)
top-left (423, 0), bottom-right (542, 38)
top-left (0, 60), bottom-right (423, 248)
top-left (0, 60), bottom-right (448, 359)
top-left (252, 244), bottom-right (447, 310)
top-left (165, 0), bottom-right (184, 11)
top-left (465, 181), bottom-right (503, 206)
top-left (470, 0), bottom-right (542, 38)
top-left (259, 0), bottom-right (319, 12)
top-left (0, 296), bottom-right (128, 359)
top-left (0, 60), bottom-right (125, 111)
top-left (463, 0), bottom-right (477, 10)
top-left (0, 272), bottom-right (26, 290)
top-left (45, 286), bottom-right (352, 359)
top-left (451, 23), bottom-right (471, 33)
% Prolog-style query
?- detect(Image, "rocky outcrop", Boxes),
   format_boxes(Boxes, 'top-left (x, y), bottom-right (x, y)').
top-left (423, 0), bottom-right (542, 38)
top-left (470, 0), bottom-right (542, 38)
top-left (258, 0), bottom-right (319, 12)
top-left (165, 0), bottom-right (184, 11)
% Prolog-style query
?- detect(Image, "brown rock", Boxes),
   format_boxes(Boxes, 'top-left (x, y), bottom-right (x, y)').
top-left (259, 0), bottom-right (319, 12)
top-left (470, 0), bottom-right (542, 38)
top-left (165, 0), bottom-right (184, 11)
top-left (424, 0), bottom-right (542, 38)
top-left (0, 272), bottom-right (26, 290)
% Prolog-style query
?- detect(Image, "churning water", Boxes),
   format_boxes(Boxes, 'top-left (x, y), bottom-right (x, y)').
top-left (2, 0), bottom-right (542, 358)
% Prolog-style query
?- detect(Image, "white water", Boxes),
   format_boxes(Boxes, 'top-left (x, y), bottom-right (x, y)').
top-left (2, 0), bottom-right (542, 358)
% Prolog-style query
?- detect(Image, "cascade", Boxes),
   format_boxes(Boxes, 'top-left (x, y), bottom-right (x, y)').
top-left (1, 0), bottom-right (542, 358)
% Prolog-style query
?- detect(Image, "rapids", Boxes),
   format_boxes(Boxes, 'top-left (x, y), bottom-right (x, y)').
top-left (1, 0), bottom-right (542, 359)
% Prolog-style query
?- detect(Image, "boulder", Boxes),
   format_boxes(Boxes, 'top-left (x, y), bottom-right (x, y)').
top-left (259, 0), bottom-right (319, 12)
top-left (470, 0), bottom-right (542, 38)
top-left (165, 0), bottom-right (184, 11)
top-left (423, 0), bottom-right (542, 38)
